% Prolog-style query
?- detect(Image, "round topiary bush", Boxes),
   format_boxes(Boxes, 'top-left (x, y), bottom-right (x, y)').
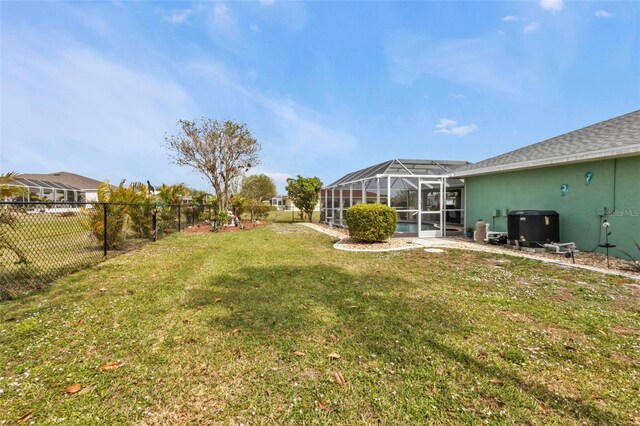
top-left (345, 203), bottom-right (397, 242)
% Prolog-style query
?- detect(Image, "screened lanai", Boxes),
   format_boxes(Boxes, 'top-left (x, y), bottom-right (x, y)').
top-left (320, 159), bottom-right (468, 237)
top-left (4, 177), bottom-right (86, 203)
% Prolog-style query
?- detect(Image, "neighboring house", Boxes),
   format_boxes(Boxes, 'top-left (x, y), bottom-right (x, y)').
top-left (453, 110), bottom-right (640, 258)
top-left (270, 195), bottom-right (320, 212)
top-left (14, 171), bottom-right (104, 202)
top-left (321, 159), bottom-right (469, 237)
top-left (270, 195), bottom-right (287, 210)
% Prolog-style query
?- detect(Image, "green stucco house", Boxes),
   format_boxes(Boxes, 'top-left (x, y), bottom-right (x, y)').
top-left (453, 110), bottom-right (639, 258)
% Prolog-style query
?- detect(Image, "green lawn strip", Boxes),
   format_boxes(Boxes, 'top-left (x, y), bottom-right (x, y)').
top-left (1, 224), bottom-right (638, 424)
top-left (267, 210), bottom-right (320, 224)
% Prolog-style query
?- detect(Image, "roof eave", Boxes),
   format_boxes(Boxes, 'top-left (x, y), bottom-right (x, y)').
top-left (453, 144), bottom-right (640, 177)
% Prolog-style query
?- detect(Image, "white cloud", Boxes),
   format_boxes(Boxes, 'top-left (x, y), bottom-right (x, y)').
top-left (385, 32), bottom-right (538, 96)
top-left (75, 10), bottom-right (112, 37)
top-left (255, 95), bottom-right (358, 158)
top-left (539, 0), bottom-right (563, 12)
top-left (250, 24), bottom-right (260, 32)
top-left (259, 0), bottom-right (275, 5)
top-left (502, 15), bottom-right (518, 22)
top-left (1, 33), bottom-right (197, 186)
top-left (188, 60), bottom-right (358, 167)
top-left (164, 5), bottom-right (205, 25)
top-left (595, 10), bottom-right (612, 18)
top-left (165, 9), bottom-right (193, 24)
top-left (435, 118), bottom-right (477, 136)
top-left (213, 3), bottom-right (234, 29)
top-left (523, 22), bottom-right (540, 33)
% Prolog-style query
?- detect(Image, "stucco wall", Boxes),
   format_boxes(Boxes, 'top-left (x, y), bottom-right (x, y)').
top-left (464, 156), bottom-right (639, 258)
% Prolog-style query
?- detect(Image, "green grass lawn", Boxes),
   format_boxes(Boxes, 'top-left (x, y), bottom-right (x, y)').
top-left (267, 209), bottom-right (320, 224)
top-left (0, 214), bottom-right (103, 296)
top-left (0, 212), bottom-right (151, 298)
top-left (1, 224), bottom-right (638, 424)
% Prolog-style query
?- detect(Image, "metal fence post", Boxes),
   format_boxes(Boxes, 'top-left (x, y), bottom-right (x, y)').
top-left (178, 204), bottom-right (181, 232)
top-left (152, 208), bottom-right (157, 242)
top-left (103, 203), bottom-right (108, 257)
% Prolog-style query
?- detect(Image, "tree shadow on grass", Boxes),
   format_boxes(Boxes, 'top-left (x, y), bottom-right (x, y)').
top-left (186, 264), bottom-right (623, 424)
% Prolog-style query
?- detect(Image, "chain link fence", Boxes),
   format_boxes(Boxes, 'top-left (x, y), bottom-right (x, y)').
top-left (0, 201), bottom-right (215, 299)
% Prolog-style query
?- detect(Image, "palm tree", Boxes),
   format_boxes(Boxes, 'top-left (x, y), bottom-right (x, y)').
top-left (85, 180), bottom-right (134, 249)
top-left (0, 172), bottom-right (28, 265)
top-left (157, 183), bottom-right (190, 204)
top-left (0, 172), bottom-right (28, 200)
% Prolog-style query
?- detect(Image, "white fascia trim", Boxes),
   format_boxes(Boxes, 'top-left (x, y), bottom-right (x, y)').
top-left (452, 145), bottom-right (640, 177)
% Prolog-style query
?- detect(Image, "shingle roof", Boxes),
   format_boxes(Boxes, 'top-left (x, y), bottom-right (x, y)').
top-left (326, 159), bottom-right (469, 187)
top-left (17, 172), bottom-right (103, 190)
top-left (453, 110), bottom-right (640, 177)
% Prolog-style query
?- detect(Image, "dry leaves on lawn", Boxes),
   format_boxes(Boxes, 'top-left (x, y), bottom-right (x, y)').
top-left (329, 334), bottom-right (338, 342)
top-left (17, 412), bottom-right (33, 424)
top-left (98, 288), bottom-right (108, 292)
top-left (489, 378), bottom-right (504, 385)
top-left (78, 385), bottom-right (95, 395)
top-left (214, 298), bottom-right (222, 303)
top-left (182, 319), bottom-right (191, 324)
top-left (334, 370), bottom-right (346, 386)
top-left (75, 320), bottom-right (83, 326)
top-left (99, 361), bottom-right (123, 371)
top-left (232, 328), bottom-right (242, 334)
top-left (326, 352), bottom-right (341, 359)
top-left (294, 351), bottom-right (305, 356)
top-left (63, 383), bottom-right (82, 394)
top-left (316, 401), bottom-right (331, 412)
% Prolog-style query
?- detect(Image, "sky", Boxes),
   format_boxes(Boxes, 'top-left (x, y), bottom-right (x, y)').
top-left (1, 0), bottom-right (638, 193)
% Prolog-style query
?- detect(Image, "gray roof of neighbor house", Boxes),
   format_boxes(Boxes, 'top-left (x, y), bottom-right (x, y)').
top-left (17, 172), bottom-right (103, 190)
top-left (326, 159), bottom-right (469, 187)
top-left (453, 110), bottom-right (640, 177)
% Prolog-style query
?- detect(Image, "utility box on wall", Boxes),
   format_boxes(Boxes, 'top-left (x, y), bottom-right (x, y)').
top-left (492, 209), bottom-right (509, 217)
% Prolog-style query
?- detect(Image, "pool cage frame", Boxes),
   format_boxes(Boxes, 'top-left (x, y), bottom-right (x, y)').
top-left (320, 159), bottom-right (467, 238)
top-left (3, 178), bottom-right (87, 203)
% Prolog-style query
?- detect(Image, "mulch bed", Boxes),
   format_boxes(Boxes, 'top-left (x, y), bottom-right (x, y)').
top-left (182, 221), bottom-right (270, 234)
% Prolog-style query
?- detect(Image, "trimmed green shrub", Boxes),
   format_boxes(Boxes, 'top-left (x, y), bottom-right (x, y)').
top-left (345, 203), bottom-right (397, 242)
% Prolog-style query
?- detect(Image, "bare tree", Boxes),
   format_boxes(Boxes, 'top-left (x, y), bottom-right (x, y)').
top-left (164, 119), bottom-right (261, 212)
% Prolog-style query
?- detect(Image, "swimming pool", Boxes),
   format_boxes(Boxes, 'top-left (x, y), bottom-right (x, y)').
top-left (395, 223), bottom-right (418, 233)
top-left (395, 223), bottom-right (462, 234)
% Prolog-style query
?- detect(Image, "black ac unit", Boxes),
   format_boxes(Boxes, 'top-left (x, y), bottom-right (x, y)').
top-left (507, 210), bottom-right (559, 246)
